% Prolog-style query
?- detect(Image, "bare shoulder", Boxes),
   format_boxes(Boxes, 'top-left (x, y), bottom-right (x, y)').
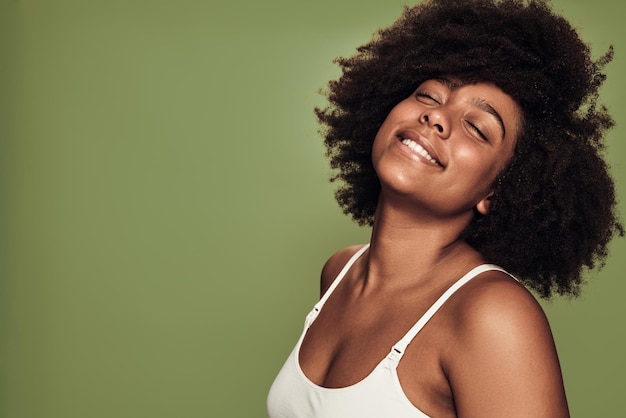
top-left (443, 270), bottom-right (569, 417)
top-left (450, 270), bottom-right (549, 333)
top-left (319, 244), bottom-right (366, 297)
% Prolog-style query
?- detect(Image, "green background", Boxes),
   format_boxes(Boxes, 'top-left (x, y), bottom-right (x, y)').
top-left (0, 0), bottom-right (623, 416)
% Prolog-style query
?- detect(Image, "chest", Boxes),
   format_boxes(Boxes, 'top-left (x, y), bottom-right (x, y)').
top-left (299, 293), bottom-right (413, 384)
top-left (297, 284), bottom-right (456, 414)
top-left (298, 286), bottom-right (456, 417)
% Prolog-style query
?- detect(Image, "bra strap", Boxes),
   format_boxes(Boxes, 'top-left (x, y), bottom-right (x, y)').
top-left (305, 243), bottom-right (370, 328)
top-left (387, 264), bottom-right (514, 365)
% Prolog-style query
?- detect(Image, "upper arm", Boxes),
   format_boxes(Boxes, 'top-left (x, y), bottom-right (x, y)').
top-left (319, 245), bottom-right (364, 298)
top-left (445, 277), bottom-right (569, 418)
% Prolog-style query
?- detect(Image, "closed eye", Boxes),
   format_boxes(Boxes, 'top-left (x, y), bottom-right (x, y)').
top-left (465, 120), bottom-right (490, 142)
top-left (415, 92), bottom-right (440, 105)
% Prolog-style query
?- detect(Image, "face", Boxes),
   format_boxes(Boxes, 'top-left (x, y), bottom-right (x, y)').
top-left (371, 78), bottom-right (521, 218)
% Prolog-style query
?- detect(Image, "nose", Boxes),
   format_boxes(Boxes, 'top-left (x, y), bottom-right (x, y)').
top-left (421, 110), bottom-right (451, 139)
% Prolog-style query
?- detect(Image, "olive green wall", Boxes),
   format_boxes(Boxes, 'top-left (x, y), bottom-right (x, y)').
top-left (0, 0), bottom-right (623, 416)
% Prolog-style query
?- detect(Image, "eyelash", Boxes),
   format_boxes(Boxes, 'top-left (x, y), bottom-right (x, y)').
top-left (465, 120), bottom-right (489, 142)
top-left (415, 92), bottom-right (440, 104)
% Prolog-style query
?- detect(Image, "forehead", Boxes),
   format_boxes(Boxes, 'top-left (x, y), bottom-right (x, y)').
top-left (422, 77), bottom-right (511, 100)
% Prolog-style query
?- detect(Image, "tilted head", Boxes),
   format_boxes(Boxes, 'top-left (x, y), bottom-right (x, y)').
top-left (316, 0), bottom-right (623, 298)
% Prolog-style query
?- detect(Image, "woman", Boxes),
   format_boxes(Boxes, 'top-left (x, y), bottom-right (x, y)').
top-left (268, 0), bottom-right (622, 416)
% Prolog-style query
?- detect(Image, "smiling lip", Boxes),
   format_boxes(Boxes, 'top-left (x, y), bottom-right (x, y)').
top-left (396, 130), bottom-right (444, 167)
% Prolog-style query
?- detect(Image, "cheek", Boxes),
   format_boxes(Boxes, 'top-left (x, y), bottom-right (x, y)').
top-left (371, 120), bottom-right (395, 167)
top-left (371, 132), bottom-right (384, 170)
top-left (456, 148), bottom-right (504, 186)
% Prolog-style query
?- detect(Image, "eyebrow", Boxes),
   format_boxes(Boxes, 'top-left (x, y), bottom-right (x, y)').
top-left (433, 77), bottom-right (507, 140)
top-left (470, 98), bottom-right (506, 140)
top-left (434, 77), bottom-right (460, 90)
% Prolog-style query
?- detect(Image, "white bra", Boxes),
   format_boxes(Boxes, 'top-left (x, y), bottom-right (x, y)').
top-left (267, 244), bottom-right (515, 418)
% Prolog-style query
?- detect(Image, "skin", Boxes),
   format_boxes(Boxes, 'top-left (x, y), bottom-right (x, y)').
top-left (298, 80), bottom-right (569, 417)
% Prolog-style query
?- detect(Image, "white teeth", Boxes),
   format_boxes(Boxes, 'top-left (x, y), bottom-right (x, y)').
top-left (401, 139), bottom-right (439, 165)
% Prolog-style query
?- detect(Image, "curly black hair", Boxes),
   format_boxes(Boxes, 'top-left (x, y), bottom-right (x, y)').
top-left (316, 0), bottom-right (623, 298)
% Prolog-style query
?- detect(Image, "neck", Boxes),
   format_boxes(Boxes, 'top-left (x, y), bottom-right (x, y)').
top-left (365, 195), bottom-right (482, 289)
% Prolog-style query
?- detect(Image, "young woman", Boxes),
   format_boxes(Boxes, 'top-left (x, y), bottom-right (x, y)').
top-left (268, 0), bottom-right (622, 416)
